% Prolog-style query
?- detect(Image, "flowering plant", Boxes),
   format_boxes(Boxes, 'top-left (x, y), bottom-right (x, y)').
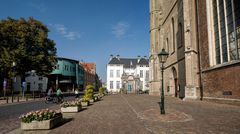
top-left (60, 100), bottom-right (81, 108)
top-left (19, 109), bottom-right (62, 123)
top-left (93, 94), bottom-right (100, 101)
top-left (82, 95), bottom-right (90, 102)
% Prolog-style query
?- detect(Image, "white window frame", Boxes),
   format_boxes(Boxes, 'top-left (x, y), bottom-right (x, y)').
top-left (207, 0), bottom-right (239, 66)
top-left (110, 81), bottom-right (113, 89)
top-left (116, 81), bottom-right (120, 89)
top-left (110, 70), bottom-right (114, 78)
top-left (116, 70), bottom-right (120, 78)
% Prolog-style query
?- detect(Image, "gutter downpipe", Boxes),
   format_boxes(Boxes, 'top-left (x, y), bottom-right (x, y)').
top-left (195, 0), bottom-right (204, 100)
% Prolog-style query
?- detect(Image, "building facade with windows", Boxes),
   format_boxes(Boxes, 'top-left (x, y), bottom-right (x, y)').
top-left (107, 55), bottom-right (149, 93)
top-left (48, 57), bottom-right (84, 92)
top-left (80, 62), bottom-right (98, 91)
top-left (149, 0), bottom-right (240, 100)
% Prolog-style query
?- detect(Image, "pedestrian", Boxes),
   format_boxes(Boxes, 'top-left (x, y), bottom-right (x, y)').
top-left (56, 87), bottom-right (63, 102)
top-left (75, 89), bottom-right (79, 98)
top-left (47, 87), bottom-right (53, 97)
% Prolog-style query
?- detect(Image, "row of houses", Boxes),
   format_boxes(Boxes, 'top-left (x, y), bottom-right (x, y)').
top-left (1, 57), bottom-right (102, 96)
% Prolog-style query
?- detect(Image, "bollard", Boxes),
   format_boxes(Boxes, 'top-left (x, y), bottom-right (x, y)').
top-left (17, 96), bottom-right (19, 102)
top-left (6, 96), bottom-right (8, 103)
top-left (26, 96), bottom-right (28, 101)
top-left (12, 96), bottom-right (14, 103)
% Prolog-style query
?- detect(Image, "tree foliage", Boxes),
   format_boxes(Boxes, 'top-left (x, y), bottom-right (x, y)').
top-left (0, 17), bottom-right (57, 78)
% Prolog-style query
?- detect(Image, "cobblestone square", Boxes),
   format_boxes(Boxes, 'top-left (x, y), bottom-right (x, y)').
top-left (7, 94), bottom-right (240, 134)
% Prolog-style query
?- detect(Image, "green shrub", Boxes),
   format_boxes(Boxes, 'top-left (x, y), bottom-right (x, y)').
top-left (83, 85), bottom-right (94, 102)
top-left (99, 87), bottom-right (105, 95)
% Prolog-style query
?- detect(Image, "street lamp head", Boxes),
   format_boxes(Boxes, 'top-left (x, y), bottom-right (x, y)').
top-left (149, 55), bottom-right (156, 63)
top-left (158, 48), bottom-right (169, 63)
top-left (31, 70), bottom-right (36, 75)
top-left (12, 62), bottom-right (16, 67)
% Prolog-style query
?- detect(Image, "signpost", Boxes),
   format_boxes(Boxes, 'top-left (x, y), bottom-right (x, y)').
top-left (3, 79), bottom-right (7, 97)
top-left (22, 81), bottom-right (26, 99)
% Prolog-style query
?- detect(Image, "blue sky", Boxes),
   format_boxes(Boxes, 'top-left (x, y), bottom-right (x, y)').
top-left (0, 0), bottom-right (150, 82)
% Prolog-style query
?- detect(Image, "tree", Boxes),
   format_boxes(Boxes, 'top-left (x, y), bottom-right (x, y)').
top-left (0, 17), bottom-right (57, 92)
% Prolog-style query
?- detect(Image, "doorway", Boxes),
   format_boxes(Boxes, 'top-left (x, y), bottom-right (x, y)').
top-left (172, 67), bottom-right (178, 97)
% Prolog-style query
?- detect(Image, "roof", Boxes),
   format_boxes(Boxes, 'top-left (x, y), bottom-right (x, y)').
top-left (108, 57), bottom-right (149, 68)
top-left (57, 57), bottom-right (78, 63)
top-left (81, 62), bottom-right (96, 74)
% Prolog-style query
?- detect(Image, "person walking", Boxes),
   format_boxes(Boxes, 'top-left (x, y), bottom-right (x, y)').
top-left (75, 89), bottom-right (79, 98)
top-left (56, 87), bottom-right (63, 102)
top-left (47, 87), bottom-right (53, 97)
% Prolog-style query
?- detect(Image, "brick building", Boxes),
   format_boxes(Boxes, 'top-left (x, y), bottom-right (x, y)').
top-left (149, 0), bottom-right (240, 100)
top-left (80, 62), bottom-right (97, 90)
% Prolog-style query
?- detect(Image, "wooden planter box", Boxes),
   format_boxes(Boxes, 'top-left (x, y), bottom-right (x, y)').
top-left (81, 101), bottom-right (89, 107)
top-left (61, 106), bottom-right (82, 113)
top-left (21, 115), bottom-right (62, 130)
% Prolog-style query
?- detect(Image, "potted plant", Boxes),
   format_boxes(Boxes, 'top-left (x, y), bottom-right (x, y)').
top-left (60, 100), bottom-right (82, 113)
top-left (82, 85), bottom-right (94, 105)
top-left (20, 109), bottom-right (62, 130)
top-left (93, 94), bottom-right (99, 101)
top-left (99, 87), bottom-right (105, 97)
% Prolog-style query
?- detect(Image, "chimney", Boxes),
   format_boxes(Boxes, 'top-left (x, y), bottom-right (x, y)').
top-left (137, 55), bottom-right (141, 63)
top-left (117, 54), bottom-right (120, 60)
top-left (110, 54), bottom-right (113, 61)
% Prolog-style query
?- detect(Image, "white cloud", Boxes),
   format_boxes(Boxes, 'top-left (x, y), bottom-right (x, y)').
top-left (64, 32), bottom-right (81, 40)
top-left (50, 24), bottom-right (81, 40)
top-left (28, 3), bottom-right (47, 13)
top-left (112, 22), bottom-right (130, 38)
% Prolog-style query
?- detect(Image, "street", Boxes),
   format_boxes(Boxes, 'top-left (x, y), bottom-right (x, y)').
top-left (5, 94), bottom-right (240, 134)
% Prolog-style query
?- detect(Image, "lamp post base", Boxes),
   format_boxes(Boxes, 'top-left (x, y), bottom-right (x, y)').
top-left (160, 109), bottom-right (165, 114)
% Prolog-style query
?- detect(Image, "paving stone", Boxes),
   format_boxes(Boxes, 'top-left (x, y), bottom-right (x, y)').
top-left (6, 94), bottom-right (240, 134)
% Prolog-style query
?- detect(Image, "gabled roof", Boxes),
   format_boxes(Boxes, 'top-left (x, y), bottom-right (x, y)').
top-left (108, 57), bottom-right (121, 64)
top-left (121, 58), bottom-right (138, 68)
top-left (108, 57), bottom-right (149, 68)
top-left (137, 58), bottom-right (149, 65)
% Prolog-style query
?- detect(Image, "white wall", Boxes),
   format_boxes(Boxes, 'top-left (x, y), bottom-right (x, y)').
top-left (107, 61), bottom-right (149, 92)
top-left (136, 65), bottom-right (149, 91)
top-left (25, 74), bottom-right (48, 92)
top-left (107, 64), bottom-right (123, 92)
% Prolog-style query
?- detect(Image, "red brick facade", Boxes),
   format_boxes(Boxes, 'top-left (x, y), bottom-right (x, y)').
top-left (197, 0), bottom-right (240, 99)
top-left (80, 62), bottom-right (96, 90)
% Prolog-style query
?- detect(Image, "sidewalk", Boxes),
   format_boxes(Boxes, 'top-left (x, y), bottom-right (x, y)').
top-left (0, 92), bottom-right (76, 106)
top-left (8, 94), bottom-right (240, 134)
top-left (0, 97), bottom-right (43, 106)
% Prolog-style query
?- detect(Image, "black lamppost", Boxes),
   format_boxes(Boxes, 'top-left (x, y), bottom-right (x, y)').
top-left (31, 70), bottom-right (36, 99)
top-left (158, 48), bottom-right (169, 115)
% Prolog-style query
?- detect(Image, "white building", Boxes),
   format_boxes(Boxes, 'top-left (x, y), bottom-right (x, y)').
top-left (12, 72), bottom-right (48, 94)
top-left (25, 73), bottom-right (48, 93)
top-left (107, 55), bottom-right (149, 93)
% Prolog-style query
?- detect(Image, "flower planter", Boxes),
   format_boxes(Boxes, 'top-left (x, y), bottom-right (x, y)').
top-left (21, 115), bottom-right (62, 130)
top-left (90, 99), bottom-right (94, 103)
top-left (61, 106), bottom-right (82, 113)
top-left (81, 101), bottom-right (89, 107)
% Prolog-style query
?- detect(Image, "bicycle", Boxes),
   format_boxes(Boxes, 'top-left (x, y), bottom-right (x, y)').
top-left (45, 95), bottom-right (63, 104)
